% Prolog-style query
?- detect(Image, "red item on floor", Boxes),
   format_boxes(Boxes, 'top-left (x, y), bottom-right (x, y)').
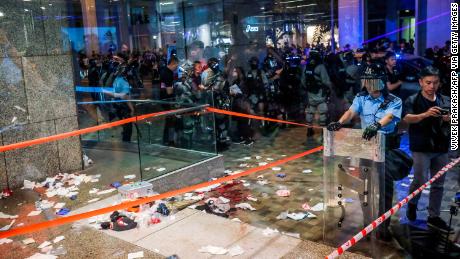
top-left (150, 217), bottom-right (161, 224)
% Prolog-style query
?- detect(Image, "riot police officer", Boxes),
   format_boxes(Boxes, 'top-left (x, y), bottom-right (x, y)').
top-left (327, 63), bottom-right (403, 242)
top-left (303, 50), bottom-right (331, 136)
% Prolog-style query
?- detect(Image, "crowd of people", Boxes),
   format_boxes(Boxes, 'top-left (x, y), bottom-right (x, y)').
top-left (77, 39), bottom-right (452, 149)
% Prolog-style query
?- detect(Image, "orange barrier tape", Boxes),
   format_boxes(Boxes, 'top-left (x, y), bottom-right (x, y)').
top-left (0, 108), bottom-right (191, 153)
top-left (0, 145), bottom-right (323, 239)
top-left (206, 107), bottom-right (323, 129)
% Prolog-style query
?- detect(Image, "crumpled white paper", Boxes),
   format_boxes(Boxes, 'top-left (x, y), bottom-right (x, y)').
top-left (235, 203), bottom-right (256, 211)
top-left (198, 245), bottom-right (228, 255)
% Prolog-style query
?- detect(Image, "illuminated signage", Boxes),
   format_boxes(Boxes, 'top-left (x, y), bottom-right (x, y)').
top-left (245, 25), bottom-right (259, 32)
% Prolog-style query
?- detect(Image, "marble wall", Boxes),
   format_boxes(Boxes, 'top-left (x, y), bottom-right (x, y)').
top-left (0, 0), bottom-right (82, 189)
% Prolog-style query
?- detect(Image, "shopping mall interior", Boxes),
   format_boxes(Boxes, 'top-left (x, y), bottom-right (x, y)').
top-left (0, 0), bottom-right (458, 258)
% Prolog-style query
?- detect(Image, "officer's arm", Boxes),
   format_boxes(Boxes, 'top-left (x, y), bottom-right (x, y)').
top-left (338, 109), bottom-right (357, 124)
top-left (378, 113), bottom-right (394, 127)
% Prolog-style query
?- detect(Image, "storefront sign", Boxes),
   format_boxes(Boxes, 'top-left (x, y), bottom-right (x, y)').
top-left (245, 25), bottom-right (259, 32)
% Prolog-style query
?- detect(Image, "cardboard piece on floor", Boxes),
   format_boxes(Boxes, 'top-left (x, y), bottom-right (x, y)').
top-left (53, 236), bottom-right (65, 243)
top-left (27, 210), bottom-right (42, 217)
top-left (22, 238), bottom-right (35, 245)
top-left (127, 251), bottom-right (144, 259)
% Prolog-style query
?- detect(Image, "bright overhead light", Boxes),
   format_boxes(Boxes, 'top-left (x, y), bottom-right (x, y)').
top-left (286, 4), bottom-right (317, 9)
top-left (24, 9), bottom-right (29, 12)
top-left (0, 12), bottom-right (4, 17)
top-left (40, 6), bottom-right (46, 10)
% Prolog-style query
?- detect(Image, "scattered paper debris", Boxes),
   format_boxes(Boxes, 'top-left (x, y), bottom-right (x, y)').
top-left (257, 180), bottom-right (268, 186)
top-left (0, 220), bottom-right (15, 231)
top-left (239, 163), bottom-right (248, 167)
top-left (41, 245), bottom-right (54, 254)
top-left (262, 227), bottom-right (279, 236)
top-left (255, 156), bottom-right (262, 159)
top-left (195, 183), bottom-right (221, 193)
top-left (53, 203), bottom-right (65, 209)
top-left (308, 188), bottom-right (314, 192)
top-left (0, 212), bottom-right (18, 219)
top-left (53, 236), bottom-right (65, 243)
top-left (96, 189), bottom-right (116, 195)
top-left (231, 218), bottom-right (242, 223)
top-left (276, 190), bottom-right (290, 197)
top-left (89, 188), bottom-right (99, 194)
top-left (144, 167), bottom-right (151, 171)
top-left (310, 203), bottom-right (325, 212)
top-left (224, 170), bottom-right (233, 175)
top-left (284, 232), bottom-right (301, 238)
top-left (27, 210), bottom-right (42, 217)
top-left (228, 245), bottom-right (245, 256)
top-left (26, 253), bottom-right (57, 259)
top-left (199, 245), bottom-right (228, 255)
top-left (235, 203), bottom-right (256, 211)
top-left (266, 158), bottom-right (274, 161)
top-left (22, 238), bottom-right (35, 245)
top-left (271, 167), bottom-right (282, 171)
top-left (218, 197), bottom-right (230, 203)
top-left (38, 241), bottom-right (52, 249)
top-left (156, 168), bottom-right (166, 172)
top-left (243, 183), bottom-right (251, 187)
top-left (258, 162), bottom-right (268, 166)
top-left (302, 169), bottom-right (312, 174)
top-left (14, 105), bottom-right (26, 112)
top-left (23, 180), bottom-right (36, 189)
top-left (276, 211), bottom-right (288, 220)
top-left (0, 238), bottom-right (13, 245)
top-left (124, 175), bottom-right (136, 180)
top-left (287, 212), bottom-right (307, 220)
top-left (127, 251), bottom-right (144, 259)
top-left (87, 198), bottom-right (100, 203)
top-left (247, 196), bottom-right (258, 202)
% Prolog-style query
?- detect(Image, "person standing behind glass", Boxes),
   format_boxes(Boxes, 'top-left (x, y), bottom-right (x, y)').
top-left (104, 54), bottom-right (134, 142)
top-left (384, 52), bottom-right (403, 99)
top-left (160, 56), bottom-right (179, 146)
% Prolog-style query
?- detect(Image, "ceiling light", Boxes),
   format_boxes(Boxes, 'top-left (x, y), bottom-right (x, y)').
top-left (0, 12), bottom-right (4, 17)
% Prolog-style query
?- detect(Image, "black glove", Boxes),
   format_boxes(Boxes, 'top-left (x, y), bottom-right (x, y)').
top-left (362, 122), bottom-right (382, 140)
top-left (327, 122), bottom-right (343, 131)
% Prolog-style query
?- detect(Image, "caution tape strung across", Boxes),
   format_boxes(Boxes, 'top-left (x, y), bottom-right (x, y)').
top-left (0, 146), bottom-right (323, 239)
top-left (0, 106), bottom-right (314, 153)
top-left (325, 157), bottom-right (460, 259)
top-left (0, 108), bottom-right (193, 153)
top-left (206, 107), bottom-right (323, 129)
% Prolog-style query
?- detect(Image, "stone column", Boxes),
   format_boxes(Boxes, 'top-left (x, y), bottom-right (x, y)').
top-left (338, 0), bottom-right (366, 50)
top-left (0, 0), bottom-right (82, 189)
top-left (81, 0), bottom-right (99, 56)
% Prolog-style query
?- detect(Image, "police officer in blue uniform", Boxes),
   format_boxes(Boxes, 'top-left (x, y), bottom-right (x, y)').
top-left (327, 63), bottom-right (403, 241)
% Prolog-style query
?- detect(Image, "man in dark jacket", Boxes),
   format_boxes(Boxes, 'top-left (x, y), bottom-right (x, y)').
top-left (403, 66), bottom-right (452, 233)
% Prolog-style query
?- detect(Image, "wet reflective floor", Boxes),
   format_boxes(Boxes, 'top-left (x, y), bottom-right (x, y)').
top-left (1, 124), bottom-right (460, 258)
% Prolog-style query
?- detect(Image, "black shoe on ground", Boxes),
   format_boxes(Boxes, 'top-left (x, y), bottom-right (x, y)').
top-left (406, 203), bottom-right (417, 221)
top-left (427, 216), bottom-right (454, 233)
